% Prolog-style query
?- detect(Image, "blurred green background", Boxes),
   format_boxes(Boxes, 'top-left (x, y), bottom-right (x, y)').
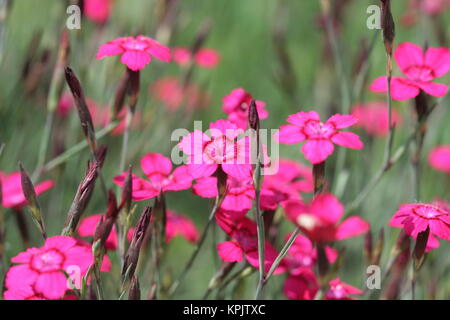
top-left (0, 0), bottom-right (449, 299)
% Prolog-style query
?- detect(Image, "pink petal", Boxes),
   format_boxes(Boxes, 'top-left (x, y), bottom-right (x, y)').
top-left (417, 81), bottom-right (448, 97)
top-left (428, 145), bottom-right (450, 173)
top-left (425, 47), bottom-right (450, 78)
top-left (141, 153), bottom-right (172, 177)
top-left (277, 125), bottom-right (306, 144)
top-left (326, 114), bottom-right (358, 129)
top-left (43, 236), bottom-right (77, 252)
top-left (331, 131), bottom-right (364, 149)
top-left (429, 219), bottom-right (450, 241)
top-left (166, 210), bottom-right (199, 243)
top-left (287, 111), bottom-right (320, 126)
top-left (164, 165), bottom-right (193, 192)
top-left (187, 163), bottom-right (218, 179)
top-left (34, 180), bottom-right (55, 196)
top-left (96, 41), bottom-right (125, 59)
top-left (370, 76), bottom-right (421, 100)
top-left (140, 36), bottom-right (171, 62)
top-left (283, 271), bottom-right (318, 300)
top-left (194, 48), bottom-right (220, 68)
top-left (221, 163), bottom-right (252, 180)
top-left (120, 50), bottom-right (152, 71)
top-left (193, 176), bottom-right (218, 198)
top-left (35, 272), bottom-right (68, 300)
top-left (311, 193), bottom-right (344, 224)
top-left (335, 216), bottom-right (370, 240)
top-left (178, 130), bottom-right (210, 156)
top-left (217, 241), bottom-right (244, 262)
top-left (5, 265), bottom-right (37, 288)
top-left (221, 193), bottom-right (253, 212)
top-left (394, 42), bottom-right (425, 77)
top-left (301, 139), bottom-right (335, 164)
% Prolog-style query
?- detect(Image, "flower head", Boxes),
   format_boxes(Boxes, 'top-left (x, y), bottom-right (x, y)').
top-left (428, 145), bottom-right (450, 173)
top-left (172, 47), bottom-right (220, 69)
top-left (222, 88), bottom-right (268, 129)
top-left (370, 42), bottom-right (450, 100)
top-left (325, 278), bottom-right (363, 300)
top-left (113, 153), bottom-right (192, 201)
top-left (5, 236), bottom-right (93, 299)
top-left (166, 210), bottom-right (199, 243)
top-left (283, 194), bottom-right (370, 242)
top-left (0, 171), bottom-right (53, 209)
top-left (96, 35), bottom-right (171, 71)
top-left (84, 0), bottom-right (112, 24)
top-left (389, 202), bottom-right (450, 242)
top-left (352, 102), bottom-right (402, 137)
top-left (277, 111), bottom-right (363, 164)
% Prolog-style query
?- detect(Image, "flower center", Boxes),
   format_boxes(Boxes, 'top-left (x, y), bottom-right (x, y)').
top-left (203, 136), bottom-right (238, 164)
top-left (122, 39), bottom-right (148, 51)
top-left (302, 120), bottom-right (336, 139)
top-left (405, 65), bottom-right (435, 82)
top-left (413, 204), bottom-right (447, 219)
top-left (31, 249), bottom-right (65, 273)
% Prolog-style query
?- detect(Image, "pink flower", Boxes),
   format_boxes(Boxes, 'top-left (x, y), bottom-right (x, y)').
top-left (283, 194), bottom-right (370, 243)
top-left (277, 111), bottom-right (364, 164)
top-left (401, 0), bottom-right (450, 26)
top-left (150, 77), bottom-right (210, 112)
top-left (284, 234), bottom-right (337, 274)
top-left (5, 236), bottom-right (93, 299)
top-left (96, 35), bottom-right (171, 71)
top-left (194, 48), bottom-right (220, 68)
top-left (83, 0), bottom-right (112, 24)
top-left (78, 214), bottom-right (118, 250)
top-left (166, 210), bottom-right (199, 243)
top-left (325, 278), bottom-right (363, 300)
top-left (216, 216), bottom-right (284, 274)
top-left (113, 153), bottom-right (192, 201)
top-left (389, 202), bottom-right (450, 241)
top-left (0, 171), bottom-right (54, 209)
top-left (172, 47), bottom-right (220, 69)
top-left (370, 42), bottom-right (450, 100)
top-left (222, 88), bottom-right (268, 129)
top-left (428, 145), bottom-right (450, 173)
top-left (283, 268), bottom-right (319, 300)
top-left (178, 120), bottom-right (254, 180)
top-left (352, 102), bottom-right (402, 137)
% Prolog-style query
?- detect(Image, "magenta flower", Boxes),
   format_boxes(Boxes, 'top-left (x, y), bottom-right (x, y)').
top-left (96, 35), bottom-right (171, 71)
top-left (83, 0), bottom-right (112, 24)
top-left (325, 278), bottom-right (363, 300)
top-left (283, 268), bottom-right (319, 300)
top-left (166, 210), bottom-right (199, 243)
top-left (0, 171), bottom-right (54, 209)
top-left (389, 202), bottom-right (450, 242)
top-left (222, 88), bottom-right (268, 129)
top-left (428, 145), bottom-right (450, 173)
top-left (178, 120), bottom-right (253, 180)
top-left (370, 42), bottom-right (450, 100)
top-left (277, 111), bottom-right (364, 164)
top-left (113, 153), bottom-right (192, 201)
top-left (78, 214), bottom-right (119, 250)
top-left (283, 194), bottom-right (370, 243)
top-left (5, 236), bottom-right (93, 299)
top-left (352, 102), bottom-right (402, 137)
top-left (172, 47), bottom-right (192, 66)
top-left (216, 216), bottom-right (283, 274)
top-left (172, 47), bottom-right (220, 69)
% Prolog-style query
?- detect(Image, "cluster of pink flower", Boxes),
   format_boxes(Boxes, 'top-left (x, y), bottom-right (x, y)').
top-left (2, 15), bottom-right (450, 299)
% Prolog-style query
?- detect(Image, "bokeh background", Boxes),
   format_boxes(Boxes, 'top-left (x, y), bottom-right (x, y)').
top-left (0, 0), bottom-right (449, 299)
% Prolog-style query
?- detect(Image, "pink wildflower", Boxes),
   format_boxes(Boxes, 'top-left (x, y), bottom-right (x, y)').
top-left (83, 0), bottom-right (112, 24)
top-left (325, 278), bottom-right (363, 300)
top-left (389, 202), bottom-right (450, 241)
top-left (96, 35), bottom-right (171, 71)
top-left (113, 153), bottom-right (192, 201)
top-left (172, 47), bottom-right (192, 66)
top-left (277, 111), bottom-right (363, 164)
top-left (166, 210), bottom-right (199, 243)
top-left (5, 236), bottom-right (93, 299)
top-left (78, 214), bottom-right (119, 250)
top-left (222, 88), bottom-right (268, 129)
top-left (283, 268), bottom-right (319, 300)
top-left (0, 171), bottom-right (54, 209)
top-left (283, 194), bottom-right (370, 242)
top-left (178, 120), bottom-right (254, 180)
top-left (428, 145), bottom-right (450, 173)
top-left (352, 102), bottom-right (402, 137)
top-left (194, 48), bottom-right (220, 68)
top-left (370, 42), bottom-right (450, 100)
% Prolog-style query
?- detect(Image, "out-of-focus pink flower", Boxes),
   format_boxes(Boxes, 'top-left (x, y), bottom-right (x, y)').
top-left (150, 77), bottom-right (210, 112)
top-left (5, 236), bottom-right (93, 300)
top-left (172, 47), bottom-right (220, 69)
top-left (0, 172), bottom-right (54, 209)
top-left (216, 216), bottom-right (284, 274)
top-left (113, 153), bottom-right (192, 201)
top-left (428, 145), bottom-right (450, 173)
top-left (284, 234), bottom-right (337, 274)
top-left (283, 194), bottom-right (370, 243)
top-left (325, 278), bottom-right (363, 300)
top-left (166, 210), bottom-right (199, 243)
top-left (178, 120), bottom-right (254, 180)
top-left (352, 102), bottom-right (402, 137)
top-left (283, 268), bottom-right (319, 300)
top-left (401, 0), bottom-right (450, 26)
top-left (96, 35), bottom-right (171, 71)
top-left (389, 202), bottom-right (450, 242)
top-left (3, 286), bottom-right (77, 300)
top-left (277, 111), bottom-right (363, 164)
top-left (222, 88), bottom-right (268, 129)
top-left (194, 48), bottom-right (220, 68)
top-left (370, 42), bottom-right (450, 100)
top-left (78, 214), bottom-right (118, 250)
top-left (83, 0), bottom-right (112, 24)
